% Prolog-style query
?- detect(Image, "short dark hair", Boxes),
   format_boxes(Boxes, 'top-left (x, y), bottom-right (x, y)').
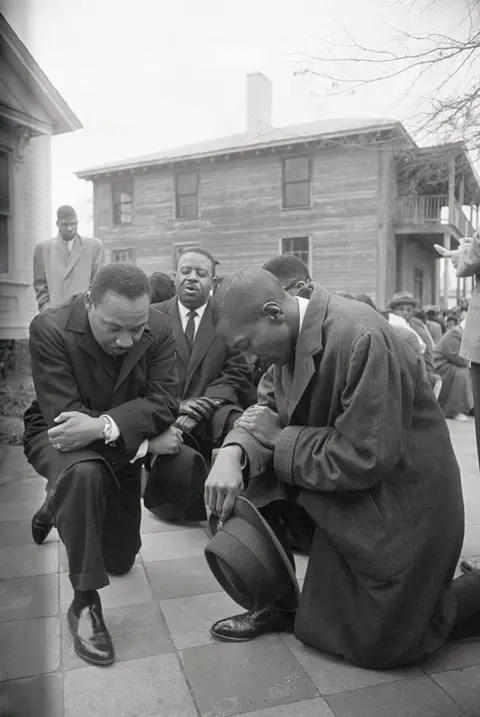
top-left (262, 255), bottom-right (310, 288)
top-left (176, 248), bottom-right (217, 276)
top-left (90, 263), bottom-right (151, 304)
top-left (149, 272), bottom-right (176, 303)
top-left (57, 205), bottom-right (77, 221)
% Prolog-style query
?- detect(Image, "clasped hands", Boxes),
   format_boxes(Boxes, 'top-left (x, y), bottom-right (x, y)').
top-left (435, 233), bottom-right (478, 268)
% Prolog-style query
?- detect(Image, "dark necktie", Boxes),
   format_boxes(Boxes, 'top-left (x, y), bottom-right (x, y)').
top-left (185, 310), bottom-right (197, 352)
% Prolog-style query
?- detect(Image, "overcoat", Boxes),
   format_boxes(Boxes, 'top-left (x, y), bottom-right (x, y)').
top-left (433, 326), bottom-right (473, 417)
top-left (224, 286), bottom-right (465, 669)
top-left (456, 234), bottom-right (480, 363)
top-left (152, 297), bottom-right (253, 440)
top-left (33, 235), bottom-right (105, 312)
top-left (23, 295), bottom-right (179, 485)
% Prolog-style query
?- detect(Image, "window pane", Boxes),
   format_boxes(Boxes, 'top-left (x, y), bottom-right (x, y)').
top-left (112, 249), bottom-right (134, 263)
top-left (284, 157), bottom-right (310, 182)
top-left (281, 237), bottom-right (309, 268)
top-left (176, 172), bottom-right (198, 195)
top-left (113, 181), bottom-right (133, 201)
top-left (0, 215), bottom-right (9, 273)
top-left (284, 181), bottom-right (310, 208)
top-left (177, 194), bottom-right (198, 218)
top-left (0, 151), bottom-right (10, 214)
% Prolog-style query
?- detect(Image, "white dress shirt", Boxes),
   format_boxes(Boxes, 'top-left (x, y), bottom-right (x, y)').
top-left (296, 295), bottom-right (309, 331)
top-left (177, 299), bottom-right (209, 339)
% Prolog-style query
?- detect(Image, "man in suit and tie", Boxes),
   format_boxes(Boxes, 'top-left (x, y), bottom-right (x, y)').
top-left (144, 248), bottom-right (253, 522)
top-left (33, 205), bottom-right (105, 312)
top-left (23, 263), bottom-right (207, 666)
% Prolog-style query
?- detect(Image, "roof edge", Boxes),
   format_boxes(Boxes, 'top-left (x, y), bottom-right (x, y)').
top-left (76, 120), bottom-right (412, 179)
top-left (0, 14), bottom-right (82, 135)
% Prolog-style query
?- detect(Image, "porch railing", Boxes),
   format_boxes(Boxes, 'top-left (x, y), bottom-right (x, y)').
top-left (396, 194), bottom-right (475, 236)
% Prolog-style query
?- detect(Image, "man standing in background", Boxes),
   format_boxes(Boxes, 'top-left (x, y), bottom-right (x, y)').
top-left (33, 204), bottom-right (105, 312)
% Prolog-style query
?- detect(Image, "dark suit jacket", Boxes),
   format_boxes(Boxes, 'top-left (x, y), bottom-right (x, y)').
top-left (23, 294), bottom-right (179, 479)
top-left (151, 297), bottom-right (252, 406)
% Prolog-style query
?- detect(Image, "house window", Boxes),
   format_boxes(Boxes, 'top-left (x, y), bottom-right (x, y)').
top-left (282, 157), bottom-right (311, 209)
top-left (281, 237), bottom-right (310, 269)
top-left (414, 267), bottom-right (424, 303)
top-left (112, 180), bottom-right (133, 225)
top-left (112, 248), bottom-right (135, 263)
top-left (0, 149), bottom-right (10, 274)
top-left (175, 171), bottom-right (199, 219)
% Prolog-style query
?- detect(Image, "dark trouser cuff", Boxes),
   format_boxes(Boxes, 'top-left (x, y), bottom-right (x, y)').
top-left (69, 570), bottom-right (110, 592)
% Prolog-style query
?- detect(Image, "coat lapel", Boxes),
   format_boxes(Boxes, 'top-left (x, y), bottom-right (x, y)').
top-left (66, 297), bottom-right (117, 381)
top-left (169, 300), bottom-right (190, 367)
top-left (184, 300), bottom-right (216, 394)
top-left (52, 235), bottom-right (69, 269)
top-left (64, 235), bottom-right (83, 279)
top-left (113, 329), bottom-right (153, 393)
top-left (286, 286), bottom-right (328, 420)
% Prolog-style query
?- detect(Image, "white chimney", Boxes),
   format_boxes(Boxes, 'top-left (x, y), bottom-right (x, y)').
top-left (247, 73), bottom-right (273, 135)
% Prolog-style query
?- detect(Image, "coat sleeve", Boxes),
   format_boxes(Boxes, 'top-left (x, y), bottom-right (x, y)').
top-left (221, 365), bottom-right (277, 477)
top-left (274, 331), bottom-right (415, 492)
top-left (456, 234), bottom-right (480, 278)
top-left (204, 346), bottom-right (254, 405)
top-left (29, 314), bottom-right (102, 424)
top-left (106, 326), bottom-right (179, 452)
top-left (33, 244), bottom-right (50, 312)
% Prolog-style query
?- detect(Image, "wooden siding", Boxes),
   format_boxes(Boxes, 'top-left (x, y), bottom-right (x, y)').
top-left (93, 143), bottom-right (385, 299)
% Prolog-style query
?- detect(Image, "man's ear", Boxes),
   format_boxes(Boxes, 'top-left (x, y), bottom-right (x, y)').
top-left (261, 301), bottom-right (285, 323)
top-left (84, 291), bottom-right (93, 311)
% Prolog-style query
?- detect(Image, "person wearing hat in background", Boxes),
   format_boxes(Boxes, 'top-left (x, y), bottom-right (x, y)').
top-left (436, 233), bottom-right (480, 576)
top-left (424, 305), bottom-right (445, 344)
top-left (433, 315), bottom-right (474, 422)
top-left (201, 267), bottom-right (480, 670)
top-left (33, 205), bottom-right (105, 313)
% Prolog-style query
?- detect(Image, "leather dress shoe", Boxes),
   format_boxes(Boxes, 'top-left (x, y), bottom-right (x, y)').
top-left (460, 559), bottom-right (480, 577)
top-left (31, 496), bottom-right (55, 545)
top-left (210, 605), bottom-right (295, 642)
top-left (67, 600), bottom-right (115, 666)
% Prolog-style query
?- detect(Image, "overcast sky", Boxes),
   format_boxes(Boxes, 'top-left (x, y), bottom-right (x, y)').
top-left (0, 0), bottom-right (475, 234)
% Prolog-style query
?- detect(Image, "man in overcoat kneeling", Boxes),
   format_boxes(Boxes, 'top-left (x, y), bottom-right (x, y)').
top-left (23, 263), bottom-right (206, 666)
top-left (204, 268), bottom-right (480, 669)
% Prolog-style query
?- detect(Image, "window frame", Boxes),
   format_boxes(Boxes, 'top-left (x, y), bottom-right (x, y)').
top-left (172, 241), bottom-right (201, 269)
top-left (175, 170), bottom-right (199, 220)
top-left (111, 248), bottom-right (135, 263)
top-left (0, 147), bottom-right (12, 276)
top-left (112, 179), bottom-right (134, 226)
top-left (279, 236), bottom-right (312, 277)
top-left (282, 156), bottom-right (312, 210)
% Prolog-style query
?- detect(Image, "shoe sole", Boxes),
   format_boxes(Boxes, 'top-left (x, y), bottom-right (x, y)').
top-left (210, 625), bottom-right (294, 643)
top-left (68, 623), bottom-right (115, 666)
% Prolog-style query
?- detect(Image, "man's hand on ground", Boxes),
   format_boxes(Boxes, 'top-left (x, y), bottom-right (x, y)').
top-left (234, 405), bottom-right (282, 450)
top-left (48, 412), bottom-right (104, 451)
top-left (204, 445), bottom-right (244, 527)
top-left (148, 426), bottom-right (183, 455)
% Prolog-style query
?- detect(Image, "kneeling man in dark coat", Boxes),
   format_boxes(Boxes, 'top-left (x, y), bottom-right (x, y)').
top-left (24, 264), bottom-right (207, 666)
top-left (204, 268), bottom-right (480, 670)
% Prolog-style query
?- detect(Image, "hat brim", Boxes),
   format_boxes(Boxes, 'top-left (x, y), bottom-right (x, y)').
top-left (207, 496), bottom-right (300, 611)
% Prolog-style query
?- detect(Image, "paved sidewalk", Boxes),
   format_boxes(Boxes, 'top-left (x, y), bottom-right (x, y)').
top-left (0, 420), bottom-right (479, 717)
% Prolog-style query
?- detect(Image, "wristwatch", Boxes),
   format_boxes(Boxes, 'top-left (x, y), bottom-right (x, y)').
top-left (100, 415), bottom-right (114, 444)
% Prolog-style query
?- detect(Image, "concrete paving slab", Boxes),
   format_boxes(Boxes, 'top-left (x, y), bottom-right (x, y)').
top-left (0, 616), bottom-right (60, 681)
top-left (144, 555), bottom-right (223, 600)
top-left (140, 527), bottom-right (209, 562)
top-left (325, 675), bottom-right (464, 717)
top-left (0, 541), bottom-right (58, 579)
top-left (0, 499), bottom-right (46, 522)
top-left (282, 634), bottom-right (423, 695)
top-left (181, 636), bottom-right (318, 717)
top-left (160, 590), bottom-right (243, 650)
top-left (0, 573), bottom-right (59, 623)
top-left (61, 601), bottom-right (174, 670)
top-left (63, 654), bottom-right (197, 717)
top-left (0, 672), bottom-right (63, 717)
top-left (234, 700), bottom-right (335, 717)
top-left (431, 664), bottom-right (480, 717)
top-left (60, 563), bottom-right (152, 613)
top-left (0, 519), bottom-right (37, 548)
